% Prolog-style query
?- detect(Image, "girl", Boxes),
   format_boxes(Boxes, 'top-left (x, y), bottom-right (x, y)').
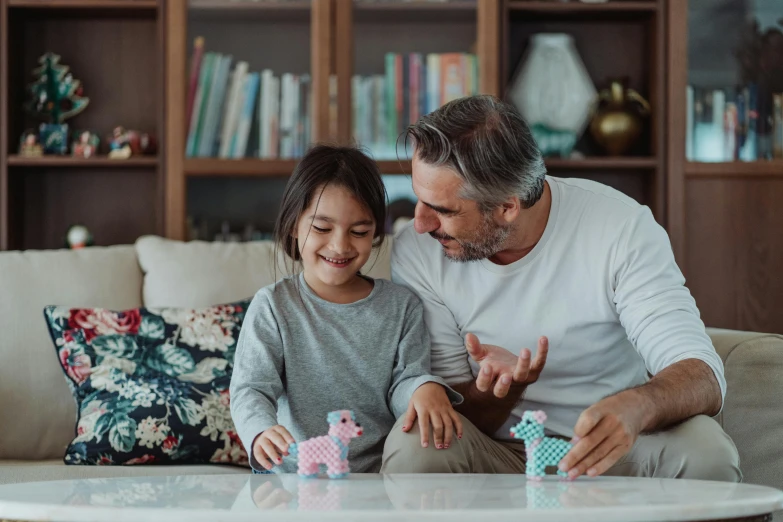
top-left (230, 144), bottom-right (462, 474)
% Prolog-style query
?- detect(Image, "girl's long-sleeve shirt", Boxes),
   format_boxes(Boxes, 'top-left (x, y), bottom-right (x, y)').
top-left (230, 273), bottom-right (462, 473)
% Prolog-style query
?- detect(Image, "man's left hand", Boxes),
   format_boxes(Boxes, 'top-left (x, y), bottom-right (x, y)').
top-left (558, 391), bottom-right (648, 479)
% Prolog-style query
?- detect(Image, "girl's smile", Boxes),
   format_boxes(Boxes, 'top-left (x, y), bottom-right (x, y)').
top-left (319, 254), bottom-right (357, 268)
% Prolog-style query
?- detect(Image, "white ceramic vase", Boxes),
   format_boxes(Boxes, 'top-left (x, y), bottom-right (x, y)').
top-left (508, 33), bottom-right (597, 135)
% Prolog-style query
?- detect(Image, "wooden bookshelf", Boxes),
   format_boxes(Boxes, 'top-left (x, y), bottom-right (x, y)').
top-left (2, 0), bottom-right (780, 331)
top-left (1, 0), bottom-right (162, 250)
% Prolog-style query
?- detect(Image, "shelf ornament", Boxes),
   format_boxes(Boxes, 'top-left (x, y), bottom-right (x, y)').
top-left (23, 52), bottom-right (90, 155)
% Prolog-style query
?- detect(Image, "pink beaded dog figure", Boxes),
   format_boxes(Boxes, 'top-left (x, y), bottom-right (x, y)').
top-left (510, 410), bottom-right (572, 481)
top-left (288, 410), bottom-right (362, 479)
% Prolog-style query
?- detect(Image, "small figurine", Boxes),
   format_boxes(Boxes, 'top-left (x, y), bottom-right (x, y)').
top-left (39, 121), bottom-right (68, 155)
top-left (108, 126), bottom-right (157, 159)
top-left (72, 130), bottom-right (100, 158)
top-left (108, 126), bottom-right (132, 159)
top-left (288, 410), bottom-right (362, 479)
top-left (18, 130), bottom-right (43, 157)
top-left (510, 410), bottom-right (572, 481)
top-left (65, 224), bottom-right (93, 249)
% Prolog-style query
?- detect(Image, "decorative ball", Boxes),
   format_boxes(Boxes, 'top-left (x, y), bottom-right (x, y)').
top-left (66, 224), bottom-right (93, 249)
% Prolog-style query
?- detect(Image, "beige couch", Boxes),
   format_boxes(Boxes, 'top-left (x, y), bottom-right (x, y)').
top-left (1, 236), bottom-right (781, 496)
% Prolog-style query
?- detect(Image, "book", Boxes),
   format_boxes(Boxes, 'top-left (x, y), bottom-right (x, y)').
top-left (185, 37), bottom-right (205, 132)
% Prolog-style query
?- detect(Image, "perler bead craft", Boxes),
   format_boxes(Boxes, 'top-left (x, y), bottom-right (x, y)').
top-left (288, 410), bottom-right (362, 479)
top-left (510, 410), bottom-right (572, 480)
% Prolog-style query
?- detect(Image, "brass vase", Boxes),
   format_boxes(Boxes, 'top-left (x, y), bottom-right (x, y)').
top-left (589, 79), bottom-right (650, 156)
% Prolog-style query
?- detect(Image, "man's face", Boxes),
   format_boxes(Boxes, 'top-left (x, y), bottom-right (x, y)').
top-left (411, 155), bottom-right (512, 262)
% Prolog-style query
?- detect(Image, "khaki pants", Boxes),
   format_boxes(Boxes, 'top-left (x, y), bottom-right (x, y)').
top-left (381, 413), bottom-right (742, 482)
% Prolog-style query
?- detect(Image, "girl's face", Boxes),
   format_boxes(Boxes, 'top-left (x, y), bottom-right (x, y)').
top-left (295, 183), bottom-right (376, 291)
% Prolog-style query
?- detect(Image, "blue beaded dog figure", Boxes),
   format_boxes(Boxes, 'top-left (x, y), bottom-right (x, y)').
top-left (510, 410), bottom-right (572, 480)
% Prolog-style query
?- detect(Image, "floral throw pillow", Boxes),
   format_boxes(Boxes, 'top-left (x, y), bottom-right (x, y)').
top-left (43, 300), bottom-right (251, 467)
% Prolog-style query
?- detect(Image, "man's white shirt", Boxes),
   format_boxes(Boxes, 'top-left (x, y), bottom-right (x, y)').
top-left (391, 175), bottom-right (725, 439)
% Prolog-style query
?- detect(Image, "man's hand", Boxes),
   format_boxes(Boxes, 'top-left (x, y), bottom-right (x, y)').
top-left (558, 391), bottom-right (647, 479)
top-left (402, 382), bottom-right (463, 450)
top-left (465, 333), bottom-right (549, 398)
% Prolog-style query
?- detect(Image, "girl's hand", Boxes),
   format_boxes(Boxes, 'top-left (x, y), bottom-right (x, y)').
top-left (253, 425), bottom-right (295, 471)
top-left (403, 382), bottom-right (463, 450)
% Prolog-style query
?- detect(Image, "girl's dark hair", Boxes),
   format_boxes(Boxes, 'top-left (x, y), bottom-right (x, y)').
top-left (273, 144), bottom-right (388, 271)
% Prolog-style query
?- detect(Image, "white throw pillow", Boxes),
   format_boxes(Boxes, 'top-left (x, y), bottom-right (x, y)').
top-left (135, 236), bottom-right (392, 309)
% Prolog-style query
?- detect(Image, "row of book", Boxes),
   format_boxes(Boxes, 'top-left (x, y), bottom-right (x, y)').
top-left (687, 85), bottom-right (783, 162)
top-left (185, 37), bottom-right (311, 159)
top-left (352, 52), bottom-right (478, 159)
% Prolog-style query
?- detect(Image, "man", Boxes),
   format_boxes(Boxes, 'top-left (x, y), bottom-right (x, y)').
top-left (381, 95), bottom-right (740, 481)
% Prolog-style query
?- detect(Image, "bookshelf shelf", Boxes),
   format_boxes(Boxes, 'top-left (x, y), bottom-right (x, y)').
top-left (354, 1), bottom-right (476, 22)
top-left (376, 160), bottom-right (412, 175)
top-left (8, 0), bottom-right (158, 9)
top-left (372, 157), bottom-right (659, 175)
top-left (184, 158), bottom-right (298, 177)
top-left (7, 155), bottom-right (159, 168)
top-left (685, 161), bottom-right (783, 178)
top-left (188, 0), bottom-right (310, 20)
top-left (508, 1), bottom-right (658, 13)
top-left (545, 157), bottom-right (658, 170)
top-left (189, 0), bottom-right (310, 9)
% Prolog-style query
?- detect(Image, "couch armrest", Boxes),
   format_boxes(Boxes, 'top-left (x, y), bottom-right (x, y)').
top-left (706, 327), bottom-right (783, 491)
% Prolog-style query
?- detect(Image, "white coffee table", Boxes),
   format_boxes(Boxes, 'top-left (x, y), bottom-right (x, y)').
top-left (0, 473), bottom-right (781, 522)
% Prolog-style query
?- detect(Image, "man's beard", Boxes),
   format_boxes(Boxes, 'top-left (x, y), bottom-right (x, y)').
top-left (430, 213), bottom-right (512, 262)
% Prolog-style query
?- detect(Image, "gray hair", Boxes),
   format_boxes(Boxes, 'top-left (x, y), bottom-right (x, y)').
top-left (404, 95), bottom-right (546, 211)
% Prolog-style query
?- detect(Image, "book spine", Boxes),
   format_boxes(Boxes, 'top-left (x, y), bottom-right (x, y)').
top-left (427, 53), bottom-right (440, 114)
top-left (440, 53), bottom-right (464, 105)
top-left (233, 72), bottom-right (260, 159)
top-left (186, 52), bottom-right (214, 158)
top-left (774, 94), bottom-right (783, 159)
top-left (686, 85), bottom-right (693, 161)
top-left (185, 36), bottom-right (205, 133)
top-left (219, 61), bottom-right (249, 158)
top-left (385, 53), bottom-right (397, 147)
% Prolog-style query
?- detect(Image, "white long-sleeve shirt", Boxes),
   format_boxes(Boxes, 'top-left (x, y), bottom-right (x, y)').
top-left (391, 175), bottom-right (725, 439)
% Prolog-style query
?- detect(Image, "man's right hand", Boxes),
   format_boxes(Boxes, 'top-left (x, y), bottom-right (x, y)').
top-left (465, 333), bottom-right (549, 398)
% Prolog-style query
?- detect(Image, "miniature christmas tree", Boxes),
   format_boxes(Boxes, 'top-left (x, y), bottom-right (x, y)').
top-left (25, 52), bottom-right (89, 124)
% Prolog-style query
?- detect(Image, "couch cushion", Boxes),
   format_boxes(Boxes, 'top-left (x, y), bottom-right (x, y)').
top-left (0, 460), bottom-right (246, 485)
top-left (0, 246), bottom-right (143, 461)
top-left (42, 299), bottom-right (251, 468)
top-left (707, 327), bottom-right (783, 492)
top-left (135, 235), bottom-right (392, 308)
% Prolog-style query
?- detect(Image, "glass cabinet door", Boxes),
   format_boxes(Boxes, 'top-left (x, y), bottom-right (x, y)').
top-left (687, 0), bottom-right (783, 162)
